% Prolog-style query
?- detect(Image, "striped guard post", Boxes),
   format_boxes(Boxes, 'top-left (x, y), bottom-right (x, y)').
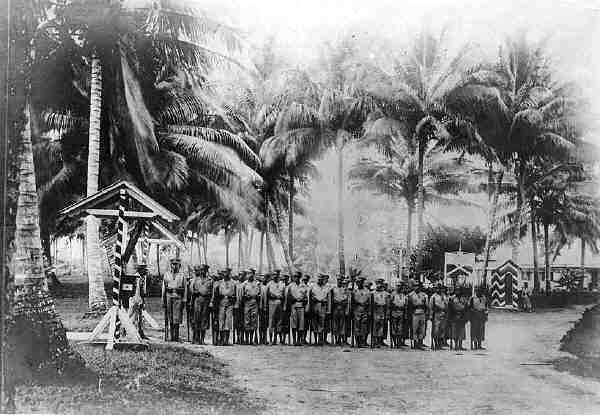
top-left (113, 189), bottom-right (128, 338)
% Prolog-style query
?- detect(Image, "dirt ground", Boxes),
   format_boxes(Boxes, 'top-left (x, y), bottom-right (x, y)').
top-left (180, 306), bottom-right (600, 415)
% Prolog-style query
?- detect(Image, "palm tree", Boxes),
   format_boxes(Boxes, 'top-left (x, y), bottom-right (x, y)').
top-left (463, 33), bottom-right (579, 265)
top-left (360, 30), bottom-right (480, 270)
top-left (350, 132), bottom-right (480, 258)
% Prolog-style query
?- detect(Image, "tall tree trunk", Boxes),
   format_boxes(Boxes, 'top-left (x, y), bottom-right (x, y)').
top-left (511, 172), bottom-right (525, 263)
top-left (265, 232), bottom-right (277, 271)
top-left (156, 244), bottom-right (161, 277)
top-left (258, 231), bottom-right (265, 273)
top-left (336, 132), bottom-right (346, 276)
top-left (203, 233), bottom-right (208, 264)
top-left (245, 229), bottom-right (254, 267)
top-left (288, 175), bottom-right (294, 264)
top-left (406, 202), bottom-right (413, 254)
top-left (85, 55), bottom-right (108, 312)
top-left (272, 200), bottom-right (293, 273)
top-left (13, 104), bottom-right (45, 288)
top-left (544, 223), bottom-right (551, 294)
top-left (415, 137), bottom-right (426, 271)
top-left (224, 230), bottom-right (230, 268)
top-left (237, 229), bottom-right (243, 270)
top-left (531, 209), bottom-right (540, 292)
top-left (483, 170), bottom-right (504, 286)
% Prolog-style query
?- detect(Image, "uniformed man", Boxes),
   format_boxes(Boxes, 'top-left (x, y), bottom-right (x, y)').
top-left (281, 273), bottom-right (291, 344)
top-left (258, 272), bottom-right (270, 345)
top-left (241, 269), bottom-right (261, 345)
top-left (285, 271), bottom-right (308, 346)
top-left (302, 274), bottom-right (312, 344)
top-left (469, 286), bottom-right (488, 350)
top-left (310, 274), bottom-right (331, 346)
top-left (162, 258), bottom-right (187, 342)
top-left (232, 270), bottom-right (244, 344)
top-left (211, 268), bottom-right (236, 345)
top-left (390, 281), bottom-right (408, 348)
top-left (372, 278), bottom-right (390, 347)
top-left (429, 283), bottom-right (448, 350)
top-left (448, 286), bottom-right (469, 350)
top-left (408, 280), bottom-right (428, 349)
top-left (188, 264), bottom-right (212, 344)
top-left (331, 276), bottom-right (349, 346)
top-left (351, 276), bottom-right (372, 347)
top-left (266, 272), bottom-right (285, 345)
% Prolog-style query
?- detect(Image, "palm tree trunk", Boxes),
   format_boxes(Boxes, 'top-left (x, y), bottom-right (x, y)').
top-left (483, 170), bottom-right (504, 286)
top-left (406, 203), bottom-right (413, 254)
top-left (86, 55), bottom-right (108, 312)
top-left (531, 209), bottom-right (540, 292)
top-left (336, 132), bottom-right (346, 276)
top-left (225, 230), bottom-right (230, 268)
top-left (272, 200), bottom-right (293, 273)
top-left (580, 239), bottom-right (586, 290)
top-left (288, 175), bottom-right (295, 264)
top-left (258, 231), bottom-right (265, 273)
top-left (415, 137), bottom-right (426, 271)
top-left (237, 229), bottom-right (243, 270)
top-left (156, 244), bottom-right (161, 277)
top-left (266, 232), bottom-right (277, 271)
top-left (13, 104), bottom-right (45, 288)
top-left (511, 173), bottom-right (525, 263)
top-left (203, 233), bottom-right (208, 263)
top-left (544, 223), bottom-right (551, 294)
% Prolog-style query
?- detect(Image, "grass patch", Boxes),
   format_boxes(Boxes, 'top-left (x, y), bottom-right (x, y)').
top-left (15, 343), bottom-right (265, 415)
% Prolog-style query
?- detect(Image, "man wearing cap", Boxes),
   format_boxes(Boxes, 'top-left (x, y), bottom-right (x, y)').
top-left (281, 273), bottom-right (291, 344)
top-left (372, 278), bottom-right (390, 347)
top-left (302, 274), bottom-right (312, 344)
top-left (258, 272), bottom-right (269, 345)
top-left (390, 282), bottom-right (408, 348)
top-left (188, 264), bottom-right (212, 344)
top-left (448, 286), bottom-right (469, 350)
top-left (351, 276), bottom-right (372, 347)
top-left (310, 274), bottom-right (331, 346)
top-left (211, 268), bottom-right (236, 345)
top-left (285, 271), bottom-right (308, 346)
top-left (266, 272), bottom-right (285, 345)
top-left (331, 275), bottom-right (349, 346)
top-left (162, 258), bottom-right (187, 341)
top-left (232, 271), bottom-right (244, 344)
top-left (130, 264), bottom-right (148, 339)
top-left (429, 284), bottom-right (448, 350)
top-left (408, 281), bottom-right (428, 349)
top-left (241, 269), bottom-right (260, 345)
top-left (469, 286), bottom-right (488, 350)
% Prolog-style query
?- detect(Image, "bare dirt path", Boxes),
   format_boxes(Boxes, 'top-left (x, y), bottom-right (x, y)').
top-left (185, 306), bottom-right (600, 415)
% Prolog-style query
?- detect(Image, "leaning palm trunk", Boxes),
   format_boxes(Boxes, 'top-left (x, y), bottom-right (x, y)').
top-left (483, 170), bottom-right (504, 285)
top-left (265, 232), bottom-right (277, 271)
top-left (544, 223), bottom-right (551, 293)
top-left (86, 55), bottom-right (108, 312)
top-left (405, 203), bottom-right (414, 257)
top-left (530, 210), bottom-right (540, 292)
top-left (336, 132), bottom-right (345, 276)
top-left (13, 104), bottom-right (45, 288)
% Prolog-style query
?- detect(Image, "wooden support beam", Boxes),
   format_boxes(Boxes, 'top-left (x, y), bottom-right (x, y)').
top-left (85, 209), bottom-right (157, 219)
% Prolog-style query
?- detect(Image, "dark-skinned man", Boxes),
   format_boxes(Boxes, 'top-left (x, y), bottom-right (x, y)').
top-left (188, 264), bottom-right (212, 344)
top-left (390, 281), bottom-right (408, 348)
top-left (309, 274), bottom-right (331, 346)
top-left (331, 275), bottom-right (349, 346)
top-left (351, 276), bottom-right (372, 347)
top-left (372, 278), bottom-right (390, 347)
top-left (429, 283), bottom-right (448, 350)
top-left (266, 271), bottom-right (285, 345)
top-left (241, 269), bottom-right (261, 345)
top-left (281, 273), bottom-right (291, 344)
top-left (408, 280), bottom-right (428, 349)
top-left (286, 271), bottom-right (308, 346)
top-left (211, 268), bottom-right (236, 345)
top-left (162, 258), bottom-right (187, 342)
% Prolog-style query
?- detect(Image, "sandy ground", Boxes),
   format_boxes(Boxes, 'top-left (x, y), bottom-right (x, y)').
top-left (182, 306), bottom-right (600, 415)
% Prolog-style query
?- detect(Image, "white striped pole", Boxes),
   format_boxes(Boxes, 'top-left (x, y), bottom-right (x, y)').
top-left (141, 222), bottom-right (150, 265)
top-left (113, 189), bottom-right (128, 338)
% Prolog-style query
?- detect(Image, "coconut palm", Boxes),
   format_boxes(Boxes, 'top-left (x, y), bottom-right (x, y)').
top-left (350, 134), bottom-right (480, 256)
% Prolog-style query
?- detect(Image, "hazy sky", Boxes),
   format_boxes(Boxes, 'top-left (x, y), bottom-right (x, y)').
top-left (196, 0), bottom-right (600, 141)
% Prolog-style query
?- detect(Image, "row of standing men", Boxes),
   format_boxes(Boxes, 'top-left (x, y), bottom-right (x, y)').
top-left (162, 259), bottom-right (489, 350)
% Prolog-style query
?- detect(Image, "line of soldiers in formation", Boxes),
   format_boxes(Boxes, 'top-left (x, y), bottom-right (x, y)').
top-left (162, 258), bottom-right (489, 350)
